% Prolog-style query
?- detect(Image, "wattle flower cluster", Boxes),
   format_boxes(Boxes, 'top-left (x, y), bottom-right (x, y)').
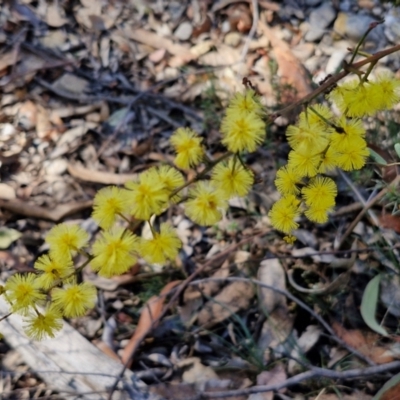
top-left (269, 72), bottom-right (400, 243)
top-left (2, 224), bottom-right (96, 340)
top-left (0, 90), bottom-right (265, 340)
top-left (1, 64), bottom-right (399, 340)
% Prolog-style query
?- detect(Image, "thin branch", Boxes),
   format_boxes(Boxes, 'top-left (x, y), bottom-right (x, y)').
top-left (200, 361), bottom-right (400, 398)
top-left (336, 174), bottom-right (400, 249)
top-left (272, 43), bottom-right (400, 120)
top-left (238, 0), bottom-right (259, 64)
top-left (190, 277), bottom-right (375, 366)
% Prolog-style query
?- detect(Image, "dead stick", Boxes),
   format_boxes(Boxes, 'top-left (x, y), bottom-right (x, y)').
top-left (336, 174), bottom-right (400, 249)
top-left (200, 360), bottom-right (400, 398)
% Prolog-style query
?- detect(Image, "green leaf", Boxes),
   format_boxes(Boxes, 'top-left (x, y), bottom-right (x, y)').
top-left (394, 143), bottom-right (400, 159)
top-left (368, 148), bottom-right (387, 165)
top-left (372, 371), bottom-right (400, 399)
top-left (0, 227), bottom-right (21, 249)
top-left (360, 274), bottom-right (388, 336)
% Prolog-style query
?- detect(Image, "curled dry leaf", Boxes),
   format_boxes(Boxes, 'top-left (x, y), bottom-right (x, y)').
top-left (197, 280), bottom-right (254, 327)
top-left (180, 262), bottom-right (230, 324)
top-left (287, 268), bottom-right (351, 295)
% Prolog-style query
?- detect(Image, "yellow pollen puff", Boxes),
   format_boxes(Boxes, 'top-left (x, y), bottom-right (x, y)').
top-left (52, 282), bottom-right (97, 318)
top-left (288, 150), bottom-right (320, 178)
top-left (125, 170), bottom-right (169, 220)
top-left (92, 186), bottom-right (130, 230)
top-left (274, 165), bottom-right (302, 195)
top-left (46, 223), bottom-right (89, 263)
top-left (91, 228), bottom-right (138, 277)
top-left (268, 195), bottom-right (300, 234)
top-left (301, 176), bottom-right (337, 209)
top-left (220, 112), bottom-right (266, 153)
top-left (184, 181), bottom-right (228, 226)
top-left (225, 90), bottom-right (264, 117)
top-left (211, 157), bottom-right (254, 198)
top-left (170, 128), bottom-right (205, 169)
top-left (24, 306), bottom-right (63, 340)
top-left (139, 223), bottom-right (181, 264)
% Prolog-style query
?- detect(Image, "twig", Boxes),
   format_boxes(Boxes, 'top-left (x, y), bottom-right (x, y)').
top-left (273, 43), bottom-right (400, 120)
top-left (338, 170), bottom-right (380, 226)
top-left (238, 0), bottom-right (259, 64)
top-left (106, 230), bottom-right (269, 400)
top-left (199, 361), bottom-right (400, 398)
top-left (336, 174), bottom-right (400, 249)
top-left (190, 277), bottom-right (375, 366)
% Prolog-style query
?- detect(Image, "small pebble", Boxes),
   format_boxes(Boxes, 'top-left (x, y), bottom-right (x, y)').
top-left (305, 2), bottom-right (336, 42)
top-left (334, 12), bottom-right (385, 46)
top-left (43, 158), bottom-right (68, 176)
top-left (292, 42), bottom-right (315, 61)
top-left (174, 21), bottom-right (193, 41)
top-left (384, 9), bottom-right (400, 43)
top-left (224, 32), bottom-right (241, 47)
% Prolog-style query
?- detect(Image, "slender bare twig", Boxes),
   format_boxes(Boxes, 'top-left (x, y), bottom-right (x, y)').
top-left (190, 277), bottom-right (375, 366)
top-left (336, 174), bottom-right (400, 249)
top-left (238, 0), bottom-right (259, 64)
top-left (273, 43), bottom-right (400, 120)
top-left (338, 170), bottom-right (380, 227)
top-left (199, 361), bottom-right (400, 398)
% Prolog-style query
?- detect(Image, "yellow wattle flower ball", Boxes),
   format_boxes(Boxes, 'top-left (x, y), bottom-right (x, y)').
top-left (304, 204), bottom-right (332, 224)
top-left (184, 181), bottom-right (228, 226)
top-left (170, 127), bottom-right (204, 169)
top-left (225, 90), bottom-right (264, 117)
top-left (4, 273), bottom-right (45, 314)
top-left (139, 223), bottom-right (181, 264)
top-left (24, 306), bottom-right (63, 340)
top-left (52, 282), bottom-right (97, 318)
top-left (125, 170), bottom-right (169, 221)
top-left (91, 228), bottom-right (138, 277)
top-left (301, 176), bottom-right (337, 209)
top-left (46, 223), bottom-right (89, 263)
top-left (268, 195), bottom-right (300, 234)
top-left (370, 73), bottom-right (400, 110)
top-left (155, 165), bottom-right (185, 202)
top-left (211, 157), bottom-right (254, 198)
top-left (220, 112), bottom-right (266, 153)
top-left (92, 186), bottom-right (130, 229)
top-left (274, 165), bottom-right (303, 195)
top-left (34, 254), bottom-right (74, 289)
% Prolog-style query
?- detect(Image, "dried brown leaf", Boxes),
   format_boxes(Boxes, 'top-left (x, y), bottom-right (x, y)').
top-left (46, 2), bottom-right (68, 28)
top-left (197, 281), bottom-right (254, 327)
top-left (257, 258), bottom-right (287, 312)
top-left (332, 321), bottom-right (395, 364)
